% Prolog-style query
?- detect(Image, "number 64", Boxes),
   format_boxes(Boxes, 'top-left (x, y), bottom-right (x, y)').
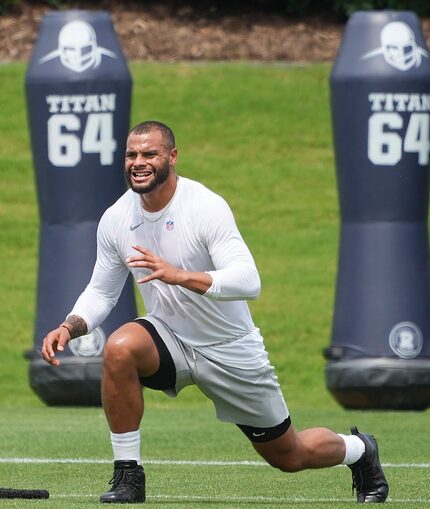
top-left (368, 112), bottom-right (430, 166)
top-left (47, 113), bottom-right (117, 167)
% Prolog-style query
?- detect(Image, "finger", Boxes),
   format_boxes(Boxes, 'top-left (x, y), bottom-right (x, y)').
top-left (41, 341), bottom-right (60, 366)
top-left (47, 356), bottom-right (61, 367)
top-left (131, 245), bottom-right (148, 255)
top-left (126, 253), bottom-right (152, 264)
top-left (137, 272), bottom-right (159, 284)
top-left (127, 256), bottom-right (158, 269)
top-left (41, 342), bottom-right (50, 362)
top-left (43, 337), bottom-right (57, 359)
top-left (127, 259), bottom-right (152, 268)
top-left (56, 332), bottom-right (70, 352)
top-left (126, 256), bottom-right (146, 265)
top-left (132, 245), bottom-right (156, 258)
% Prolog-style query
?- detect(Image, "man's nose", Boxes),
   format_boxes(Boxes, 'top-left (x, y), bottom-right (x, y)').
top-left (133, 154), bottom-right (148, 166)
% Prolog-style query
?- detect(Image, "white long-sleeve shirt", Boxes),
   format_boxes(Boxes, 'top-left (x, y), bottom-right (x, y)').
top-left (70, 176), bottom-right (269, 368)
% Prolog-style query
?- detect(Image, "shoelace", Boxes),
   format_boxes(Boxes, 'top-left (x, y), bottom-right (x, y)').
top-left (351, 454), bottom-right (379, 495)
top-left (108, 467), bottom-right (141, 493)
top-left (351, 466), bottom-right (363, 495)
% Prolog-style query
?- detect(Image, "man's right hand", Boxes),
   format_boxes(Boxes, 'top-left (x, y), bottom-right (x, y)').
top-left (41, 326), bottom-right (71, 367)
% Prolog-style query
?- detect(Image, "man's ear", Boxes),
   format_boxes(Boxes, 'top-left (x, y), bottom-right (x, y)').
top-left (170, 147), bottom-right (178, 166)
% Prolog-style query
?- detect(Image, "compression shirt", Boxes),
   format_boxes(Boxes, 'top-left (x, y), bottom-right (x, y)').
top-left (70, 176), bottom-right (269, 368)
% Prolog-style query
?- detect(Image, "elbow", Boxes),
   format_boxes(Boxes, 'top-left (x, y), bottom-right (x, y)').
top-left (248, 272), bottom-right (261, 300)
top-left (204, 266), bottom-right (261, 301)
top-left (248, 287), bottom-right (261, 300)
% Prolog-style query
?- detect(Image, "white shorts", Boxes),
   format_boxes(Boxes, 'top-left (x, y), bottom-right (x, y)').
top-left (139, 315), bottom-right (290, 432)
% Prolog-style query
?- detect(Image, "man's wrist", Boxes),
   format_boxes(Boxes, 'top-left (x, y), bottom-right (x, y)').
top-left (59, 315), bottom-right (88, 340)
top-left (177, 270), bottom-right (212, 295)
top-left (59, 323), bottom-right (72, 338)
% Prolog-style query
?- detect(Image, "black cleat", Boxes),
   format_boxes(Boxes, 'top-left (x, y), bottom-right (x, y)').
top-left (100, 460), bottom-right (145, 504)
top-left (348, 427), bottom-right (388, 503)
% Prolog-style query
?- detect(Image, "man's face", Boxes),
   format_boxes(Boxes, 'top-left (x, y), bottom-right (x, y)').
top-left (125, 130), bottom-right (177, 194)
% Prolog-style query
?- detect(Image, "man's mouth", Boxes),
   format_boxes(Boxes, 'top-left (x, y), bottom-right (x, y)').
top-left (132, 170), bottom-right (153, 181)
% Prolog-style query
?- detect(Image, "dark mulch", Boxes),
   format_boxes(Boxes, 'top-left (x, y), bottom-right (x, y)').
top-left (1, 2), bottom-right (429, 63)
top-left (1, 1), bottom-right (344, 62)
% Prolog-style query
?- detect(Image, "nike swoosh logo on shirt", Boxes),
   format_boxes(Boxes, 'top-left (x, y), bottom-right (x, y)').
top-left (130, 221), bottom-right (145, 231)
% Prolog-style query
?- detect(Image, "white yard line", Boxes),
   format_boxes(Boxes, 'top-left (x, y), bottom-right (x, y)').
top-left (0, 457), bottom-right (429, 468)
top-left (51, 493), bottom-right (430, 503)
top-left (1, 458), bottom-right (428, 504)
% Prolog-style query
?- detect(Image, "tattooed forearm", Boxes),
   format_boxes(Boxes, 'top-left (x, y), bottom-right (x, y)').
top-left (61, 315), bottom-right (88, 339)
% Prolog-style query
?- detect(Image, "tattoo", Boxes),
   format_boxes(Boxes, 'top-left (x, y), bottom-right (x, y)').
top-left (63, 315), bottom-right (88, 340)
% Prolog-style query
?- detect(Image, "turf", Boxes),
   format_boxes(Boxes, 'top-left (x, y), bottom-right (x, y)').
top-left (0, 61), bottom-right (429, 507)
top-left (0, 405), bottom-right (429, 507)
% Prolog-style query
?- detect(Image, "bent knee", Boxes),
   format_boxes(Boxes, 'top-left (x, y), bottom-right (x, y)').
top-left (254, 426), bottom-right (304, 473)
top-left (104, 324), bottom-right (152, 365)
top-left (103, 322), bottom-right (160, 377)
top-left (256, 439), bottom-right (304, 472)
top-left (104, 335), bottom-right (133, 368)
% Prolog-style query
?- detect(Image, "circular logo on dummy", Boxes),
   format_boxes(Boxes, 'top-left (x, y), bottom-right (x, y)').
top-left (389, 322), bottom-right (423, 359)
top-left (69, 327), bottom-right (106, 357)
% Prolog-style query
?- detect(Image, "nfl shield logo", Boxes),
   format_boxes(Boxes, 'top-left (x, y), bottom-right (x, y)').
top-left (166, 220), bottom-right (174, 231)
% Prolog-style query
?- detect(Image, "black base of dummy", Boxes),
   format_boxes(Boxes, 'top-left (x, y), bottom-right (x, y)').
top-left (326, 357), bottom-right (430, 410)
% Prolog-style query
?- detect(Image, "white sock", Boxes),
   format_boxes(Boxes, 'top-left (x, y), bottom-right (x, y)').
top-left (338, 434), bottom-right (365, 465)
top-left (110, 430), bottom-right (141, 464)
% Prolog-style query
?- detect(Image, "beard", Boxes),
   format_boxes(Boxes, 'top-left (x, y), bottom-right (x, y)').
top-left (126, 160), bottom-right (170, 194)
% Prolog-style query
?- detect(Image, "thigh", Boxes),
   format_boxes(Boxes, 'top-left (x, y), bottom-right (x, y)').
top-left (192, 354), bottom-right (289, 429)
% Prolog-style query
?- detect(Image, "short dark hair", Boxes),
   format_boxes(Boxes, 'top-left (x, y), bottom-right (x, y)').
top-left (128, 121), bottom-right (176, 149)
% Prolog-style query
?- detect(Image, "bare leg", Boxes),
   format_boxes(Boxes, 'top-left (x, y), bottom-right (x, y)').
top-left (102, 322), bottom-right (160, 433)
top-left (252, 424), bottom-right (345, 472)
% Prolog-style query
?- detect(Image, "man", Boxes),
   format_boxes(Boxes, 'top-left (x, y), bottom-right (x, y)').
top-left (41, 120), bottom-right (389, 504)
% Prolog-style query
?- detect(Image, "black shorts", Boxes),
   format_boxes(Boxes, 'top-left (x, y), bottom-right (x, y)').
top-left (136, 318), bottom-right (176, 391)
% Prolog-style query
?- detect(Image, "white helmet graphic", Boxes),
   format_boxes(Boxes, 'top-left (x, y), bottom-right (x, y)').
top-left (39, 20), bottom-right (116, 72)
top-left (381, 22), bottom-right (418, 71)
top-left (361, 21), bottom-right (429, 71)
top-left (58, 21), bottom-right (98, 72)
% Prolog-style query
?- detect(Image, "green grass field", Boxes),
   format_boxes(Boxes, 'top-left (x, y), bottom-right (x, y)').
top-left (0, 61), bottom-right (429, 507)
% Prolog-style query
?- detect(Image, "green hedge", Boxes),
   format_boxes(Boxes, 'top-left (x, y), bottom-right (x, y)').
top-left (251, 0), bottom-right (430, 16)
top-left (1, 0), bottom-right (429, 17)
top-left (332, 0), bottom-right (430, 16)
top-left (0, 0), bottom-right (15, 14)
